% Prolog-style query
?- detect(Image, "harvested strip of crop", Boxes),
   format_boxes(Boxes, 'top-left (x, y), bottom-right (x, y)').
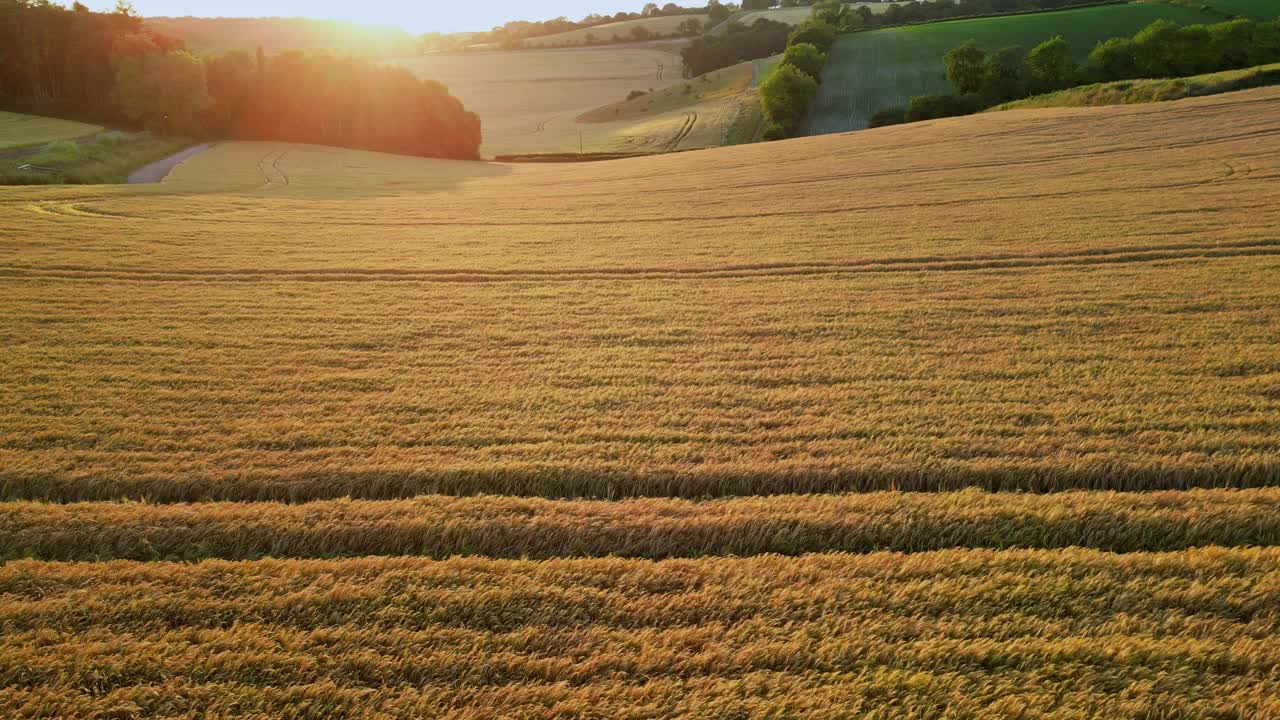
top-left (6, 488), bottom-right (1280, 562)
top-left (2, 548), bottom-right (1278, 718)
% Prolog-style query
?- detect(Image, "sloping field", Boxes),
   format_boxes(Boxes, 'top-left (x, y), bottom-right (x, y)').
top-left (0, 111), bottom-right (100, 151)
top-left (2, 89), bottom-right (1280, 717)
top-left (734, 2), bottom-right (906, 27)
top-left (524, 15), bottom-right (710, 48)
top-left (807, 3), bottom-right (1221, 134)
top-left (4, 89), bottom-right (1280, 501)
top-left (395, 46), bottom-right (686, 156)
top-left (1205, 0), bottom-right (1280, 20)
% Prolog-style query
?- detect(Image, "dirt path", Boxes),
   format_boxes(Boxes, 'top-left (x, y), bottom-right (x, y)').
top-left (127, 143), bottom-right (215, 184)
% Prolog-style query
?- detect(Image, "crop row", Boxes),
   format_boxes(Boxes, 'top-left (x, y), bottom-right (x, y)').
top-left (5, 488), bottom-right (1280, 561)
top-left (2, 548), bottom-right (1278, 718)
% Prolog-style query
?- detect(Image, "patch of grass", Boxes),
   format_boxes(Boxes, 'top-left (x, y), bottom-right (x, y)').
top-left (1199, 0), bottom-right (1280, 21)
top-left (807, 2), bottom-right (1223, 133)
top-left (0, 111), bottom-right (101, 151)
top-left (993, 62), bottom-right (1280, 111)
top-left (0, 132), bottom-right (192, 185)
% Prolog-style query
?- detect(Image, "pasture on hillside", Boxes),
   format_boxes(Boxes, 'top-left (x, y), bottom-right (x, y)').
top-left (396, 47), bottom-right (755, 156)
top-left (806, 2), bottom-right (1222, 134)
top-left (0, 111), bottom-right (101, 151)
top-left (3, 84), bottom-right (1280, 718)
top-left (523, 14), bottom-right (709, 48)
top-left (1203, 0), bottom-right (1280, 20)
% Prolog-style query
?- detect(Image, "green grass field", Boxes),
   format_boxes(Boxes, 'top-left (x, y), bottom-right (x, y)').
top-left (806, 3), bottom-right (1222, 134)
top-left (0, 111), bottom-right (101, 151)
top-left (1202, 0), bottom-right (1280, 20)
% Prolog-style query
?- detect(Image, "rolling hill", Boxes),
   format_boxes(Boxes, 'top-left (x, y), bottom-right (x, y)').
top-left (2, 85), bottom-right (1278, 718)
top-left (523, 14), bottom-right (709, 48)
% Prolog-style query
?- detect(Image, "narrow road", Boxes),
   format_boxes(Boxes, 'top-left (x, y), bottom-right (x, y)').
top-left (128, 142), bottom-right (215, 184)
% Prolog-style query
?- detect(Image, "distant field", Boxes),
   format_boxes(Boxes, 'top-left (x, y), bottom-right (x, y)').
top-left (397, 48), bottom-right (755, 156)
top-left (0, 112), bottom-right (100, 151)
top-left (1203, 0), bottom-right (1280, 20)
top-left (807, 3), bottom-right (1221, 134)
top-left (992, 62), bottom-right (1280, 111)
top-left (524, 15), bottom-right (709, 48)
top-left (734, 2), bottom-right (905, 27)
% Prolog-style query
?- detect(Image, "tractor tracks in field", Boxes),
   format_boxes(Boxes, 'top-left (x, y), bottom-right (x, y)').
top-left (257, 149), bottom-right (290, 190)
top-left (664, 112), bottom-right (697, 152)
top-left (8, 239), bottom-right (1279, 286)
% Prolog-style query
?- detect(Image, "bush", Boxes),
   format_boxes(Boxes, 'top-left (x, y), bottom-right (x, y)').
top-left (759, 63), bottom-right (818, 137)
top-left (904, 93), bottom-right (985, 123)
top-left (869, 107), bottom-right (907, 127)
top-left (626, 90), bottom-right (648, 101)
top-left (782, 42), bottom-right (827, 80)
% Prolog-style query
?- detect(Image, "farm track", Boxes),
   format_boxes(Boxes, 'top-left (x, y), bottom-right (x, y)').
top-left (663, 112), bottom-right (698, 152)
top-left (4, 238), bottom-right (1278, 284)
top-left (256, 148), bottom-right (290, 189)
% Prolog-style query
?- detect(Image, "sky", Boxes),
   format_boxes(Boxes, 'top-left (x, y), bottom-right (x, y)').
top-left (85, 1), bottom-right (649, 33)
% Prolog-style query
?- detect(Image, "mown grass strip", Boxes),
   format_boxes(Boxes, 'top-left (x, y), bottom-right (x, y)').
top-left (5, 488), bottom-right (1280, 561)
top-left (2, 548), bottom-right (1278, 718)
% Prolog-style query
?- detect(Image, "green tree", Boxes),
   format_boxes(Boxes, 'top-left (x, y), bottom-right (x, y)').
top-left (944, 40), bottom-right (986, 95)
top-left (1086, 37), bottom-right (1139, 82)
top-left (759, 62), bottom-right (817, 137)
top-left (810, 0), bottom-right (844, 26)
top-left (782, 42), bottom-right (826, 80)
top-left (1025, 35), bottom-right (1074, 92)
top-left (979, 46), bottom-right (1028, 102)
top-left (788, 20), bottom-right (836, 52)
top-left (112, 50), bottom-right (211, 134)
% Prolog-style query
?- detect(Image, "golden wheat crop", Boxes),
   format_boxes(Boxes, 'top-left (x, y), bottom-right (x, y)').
top-left (2, 548), bottom-right (1279, 718)
top-left (4, 488), bottom-right (1280, 561)
top-left (3, 88), bottom-right (1280, 718)
top-left (3, 90), bottom-right (1279, 501)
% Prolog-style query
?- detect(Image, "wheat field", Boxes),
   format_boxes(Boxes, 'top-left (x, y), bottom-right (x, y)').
top-left (3, 88), bottom-right (1280, 717)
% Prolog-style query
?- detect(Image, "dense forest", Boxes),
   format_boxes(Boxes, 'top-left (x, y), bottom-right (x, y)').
top-left (0, 0), bottom-right (481, 159)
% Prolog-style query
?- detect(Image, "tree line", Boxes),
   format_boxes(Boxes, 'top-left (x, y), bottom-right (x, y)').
top-left (880, 17), bottom-right (1280, 125)
top-left (0, 0), bottom-right (481, 160)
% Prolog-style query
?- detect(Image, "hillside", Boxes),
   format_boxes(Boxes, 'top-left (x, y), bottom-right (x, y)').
top-left (990, 62), bottom-right (1280, 112)
top-left (523, 14), bottom-right (709, 48)
top-left (2, 87), bottom-right (1278, 717)
top-left (395, 46), bottom-right (752, 157)
top-left (807, 2), bottom-right (1221, 134)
